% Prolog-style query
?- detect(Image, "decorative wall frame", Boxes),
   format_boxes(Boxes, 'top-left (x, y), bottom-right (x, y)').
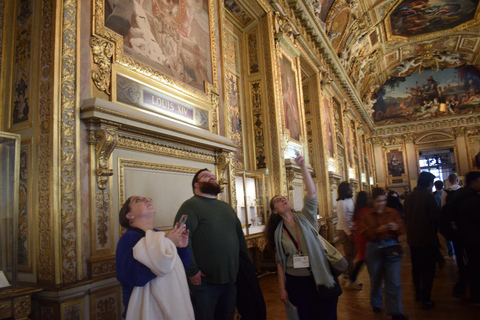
top-left (278, 50), bottom-right (303, 147)
top-left (18, 139), bottom-right (33, 272)
top-left (322, 95), bottom-right (335, 160)
top-left (384, 146), bottom-right (409, 185)
top-left (92, 0), bottom-right (220, 131)
top-left (467, 135), bottom-right (480, 169)
top-left (118, 159), bottom-right (201, 229)
top-left (8, 0), bottom-right (35, 131)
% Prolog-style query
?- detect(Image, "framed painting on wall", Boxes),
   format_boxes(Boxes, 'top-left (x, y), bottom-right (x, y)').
top-left (101, 0), bottom-right (213, 92)
top-left (93, 0), bottom-right (220, 121)
top-left (280, 55), bottom-right (302, 143)
top-left (385, 147), bottom-right (408, 185)
top-left (467, 136), bottom-right (480, 170)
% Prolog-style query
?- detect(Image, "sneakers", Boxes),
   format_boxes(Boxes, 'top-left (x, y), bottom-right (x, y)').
top-left (345, 280), bottom-right (363, 290)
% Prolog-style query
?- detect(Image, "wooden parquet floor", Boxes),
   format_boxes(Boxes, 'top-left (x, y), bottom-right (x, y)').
top-left (257, 239), bottom-right (480, 320)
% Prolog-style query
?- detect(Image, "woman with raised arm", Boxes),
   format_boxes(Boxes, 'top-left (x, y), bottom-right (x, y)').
top-left (116, 195), bottom-right (194, 320)
top-left (265, 154), bottom-right (342, 320)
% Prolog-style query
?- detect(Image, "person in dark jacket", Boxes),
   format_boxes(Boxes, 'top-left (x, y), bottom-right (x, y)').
top-left (454, 171), bottom-right (480, 303)
top-left (404, 172), bottom-right (440, 310)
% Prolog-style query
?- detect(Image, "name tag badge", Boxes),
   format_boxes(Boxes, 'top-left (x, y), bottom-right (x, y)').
top-left (293, 255), bottom-right (310, 268)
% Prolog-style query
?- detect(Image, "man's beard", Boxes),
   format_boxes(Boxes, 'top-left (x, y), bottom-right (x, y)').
top-left (199, 181), bottom-right (221, 195)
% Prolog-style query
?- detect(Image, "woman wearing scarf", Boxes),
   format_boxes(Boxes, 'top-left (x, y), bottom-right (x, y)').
top-left (265, 154), bottom-right (341, 320)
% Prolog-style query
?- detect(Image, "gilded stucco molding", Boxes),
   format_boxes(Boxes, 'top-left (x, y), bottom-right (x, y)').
top-left (64, 303), bottom-right (82, 319)
top-left (60, 0), bottom-right (78, 284)
top-left (90, 36), bottom-right (113, 96)
top-left (246, 235), bottom-right (266, 251)
top-left (13, 295), bottom-right (31, 318)
top-left (210, 90), bottom-right (220, 135)
top-left (95, 295), bottom-right (117, 320)
top-left (251, 81), bottom-right (267, 169)
top-left (402, 133), bottom-right (415, 143)
top-left (306, 119), bottom-right (316, 177)
top-left (216, 154), bottom-right (229, 187)
top-left (90, 257), bottom-right (116, 278)
top-left (94, 129), bottom-right (117, 190)
top-left (274, 13), bottom-right (297, 41)
top-left (466, 127), bottom-right (480, 137)
top-left (286, 169), bottom-right (296, 192)
top-left (261, 13), bottom-right (283, 194)
top-left (81, 105), bottom-right (235, 150)
top-left (95, 190), bottom-right (110, 248)
top-left (0, 0), bottom-right (4, 79)
top-left (37, 0), bottom-right (54, 283)
top-left (371, 137), bottom-right (384, 146)
top-left (453, 126), bottom-right (466, 138)
top-left (117, 135), bottom-right (215, 164)
top-left (375, 115), bottom-right (480, 136)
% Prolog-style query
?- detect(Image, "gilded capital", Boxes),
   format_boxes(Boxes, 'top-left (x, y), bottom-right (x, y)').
top-left (402, 133), bottom-right (415, 143)
top-left (453, 126), bottom-right (466, 137)
top-left (372, 137), bottom-right (383, 146)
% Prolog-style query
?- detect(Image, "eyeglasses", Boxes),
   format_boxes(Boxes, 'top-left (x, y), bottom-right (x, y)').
top-left (199, 173), bottom-right (216, 180)
top-left (272, 196), bottom-right (287, 204)
top-left (131, 197), bottom-right (153, 204)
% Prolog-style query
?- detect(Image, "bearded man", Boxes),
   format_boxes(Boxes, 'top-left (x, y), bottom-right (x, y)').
top-left (174, 168), bottom-right (248, 320)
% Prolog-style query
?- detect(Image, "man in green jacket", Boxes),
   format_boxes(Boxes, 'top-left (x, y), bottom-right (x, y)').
top-left (175, 168), bottom-right (248, 320)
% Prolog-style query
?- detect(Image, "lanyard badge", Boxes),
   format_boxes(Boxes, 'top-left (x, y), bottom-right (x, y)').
top-left (283, 222), bottom-right (310, 268)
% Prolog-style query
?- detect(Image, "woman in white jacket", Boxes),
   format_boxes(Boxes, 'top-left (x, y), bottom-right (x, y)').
top-left (116, 195), bottom-right (194, 320)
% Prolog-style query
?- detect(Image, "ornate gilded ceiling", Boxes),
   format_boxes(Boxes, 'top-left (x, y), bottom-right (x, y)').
top-left (319, 0), bottom-right (480, 126)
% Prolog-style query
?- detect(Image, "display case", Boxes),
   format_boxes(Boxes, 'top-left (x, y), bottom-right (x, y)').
top-left (0, 132), bottom-right (20, 291)
top-left (235, 171), bottom-right (268, 236)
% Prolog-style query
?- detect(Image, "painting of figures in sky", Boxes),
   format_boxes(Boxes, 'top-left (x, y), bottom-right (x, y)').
top-left (390, 0), bottom-right (479, 37)
top-left (372, 65), bottom-right (480, 125)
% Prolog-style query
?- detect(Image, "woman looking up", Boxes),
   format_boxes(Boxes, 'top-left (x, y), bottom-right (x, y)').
top-left (116, 195), bottom-right (194, 320)
top-left (265, 153), bottom-right (342, 320)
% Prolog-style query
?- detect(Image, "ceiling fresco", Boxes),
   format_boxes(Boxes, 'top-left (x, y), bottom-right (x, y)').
top-left (319, 0), bottom-right (480, 126)
top-left (389, 0), bottom-right (478, 37)
top-left (372, 65), bottom-right (480, 125)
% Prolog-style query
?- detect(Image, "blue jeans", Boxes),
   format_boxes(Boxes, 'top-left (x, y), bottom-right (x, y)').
top-left (445, 239), bottom-right (454, 256)
top-left (189, 278), bottom-right (236, 320)
top-left (366, 240), bottom-right (403, 315)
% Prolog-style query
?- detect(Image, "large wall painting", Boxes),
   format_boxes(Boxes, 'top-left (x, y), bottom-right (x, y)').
top-left (280, 56), bottom-right (301, 142)
top-left (385, 147), bottom-right (408, 185)
top-left (468, 137), bottom-right (480, 169)
top-left (390, 0), bottom-right (479, 37)
top-left (104, 0), bottom-right (212, 91)
top-left (373, 65), bottom-right (480, 125)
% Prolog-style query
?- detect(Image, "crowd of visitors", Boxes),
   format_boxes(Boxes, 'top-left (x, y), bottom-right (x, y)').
top-left (115, 167), bottom-right (480, 320)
